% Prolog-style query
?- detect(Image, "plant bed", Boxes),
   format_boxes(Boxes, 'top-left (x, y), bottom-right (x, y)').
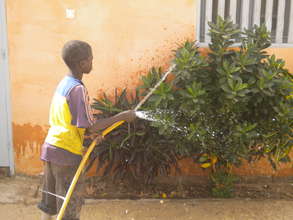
top-left (83, 176), bottom-right (293, 200)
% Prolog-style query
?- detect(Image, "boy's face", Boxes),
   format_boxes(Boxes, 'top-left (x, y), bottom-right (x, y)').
top-left (80, 52), bottom-right (93, 74)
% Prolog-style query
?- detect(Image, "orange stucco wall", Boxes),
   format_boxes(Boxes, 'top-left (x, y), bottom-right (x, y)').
top-left (6, 0), bottom-right (292, 176)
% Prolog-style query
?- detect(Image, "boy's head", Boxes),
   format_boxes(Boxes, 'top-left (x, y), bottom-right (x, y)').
top-left (62, 40), bottom-right (93, 74)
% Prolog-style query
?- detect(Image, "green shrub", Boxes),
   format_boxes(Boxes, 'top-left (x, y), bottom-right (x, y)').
top-left (86, 83), bottom-right (182, 185)
top-left (210, 170), bottom-right (238, 198)
top-left (87, 16), bottom-right (293, 196)
top-left (146, 16), bottom-right (292, 168)
top-left (143, 17), bottom-right (293, 195)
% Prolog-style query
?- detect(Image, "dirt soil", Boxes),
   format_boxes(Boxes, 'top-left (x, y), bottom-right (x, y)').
top-left (0, 175), bottom-right (293, 220)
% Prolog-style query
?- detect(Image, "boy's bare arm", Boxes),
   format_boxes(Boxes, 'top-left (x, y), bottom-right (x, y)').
top-left (88, 110), bottom-right (136, 133)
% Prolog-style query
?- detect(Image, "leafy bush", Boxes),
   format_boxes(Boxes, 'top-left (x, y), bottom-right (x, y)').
top-left (143, 17), bottom-right (293, 195)
top-left (86, 82), bottom-right (182, 185)
top-left (146, 16), bottom-right (292, 169)
top-left (210, 170), bottom-right (238, 198)
top-left (87, 17), bottom-right (292, 196)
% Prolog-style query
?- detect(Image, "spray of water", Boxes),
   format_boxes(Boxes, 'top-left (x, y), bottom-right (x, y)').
top-left (135, 110), bottom-right (188, 135)
top-left (135, 111), bottom-right (157, 122)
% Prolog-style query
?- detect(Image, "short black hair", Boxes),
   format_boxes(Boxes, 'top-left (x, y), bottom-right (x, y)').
top-left (62, 40), bottom-right (92, 69)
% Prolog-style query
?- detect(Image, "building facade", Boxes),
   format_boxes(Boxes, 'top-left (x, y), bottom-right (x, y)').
top-left (1, 0), bottom-right (292, 176)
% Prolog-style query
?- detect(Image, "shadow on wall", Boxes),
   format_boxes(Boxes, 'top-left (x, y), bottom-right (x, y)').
top-left (13, 123), bottom-right (48, 175)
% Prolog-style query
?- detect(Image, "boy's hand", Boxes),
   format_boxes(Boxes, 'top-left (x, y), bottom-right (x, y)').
top-left (119, 110), bottom-right (136, 122)
top-left (82, 134), bottom-right (104, 155)
top-left (95, 134), bottom-right (104, 144)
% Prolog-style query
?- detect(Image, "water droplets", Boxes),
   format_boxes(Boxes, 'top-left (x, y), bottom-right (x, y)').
top-left (135, 110), bottom-right (188, 135)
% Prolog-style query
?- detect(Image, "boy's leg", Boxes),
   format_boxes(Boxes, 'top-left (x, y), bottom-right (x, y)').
top-left (38, 161), bottom-right (57, 218)
top-left (53, 163), bottom-right (84, 220)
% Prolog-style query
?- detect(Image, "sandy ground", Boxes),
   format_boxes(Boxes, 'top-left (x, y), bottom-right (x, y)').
top-left (1, 199), bottom-right (293, 220)
top-left (0, 176), bottom-right (293, 220)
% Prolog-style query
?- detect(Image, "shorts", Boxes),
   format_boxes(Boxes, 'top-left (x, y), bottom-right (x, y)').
top-left (38, 161), bottom-right (84, 220)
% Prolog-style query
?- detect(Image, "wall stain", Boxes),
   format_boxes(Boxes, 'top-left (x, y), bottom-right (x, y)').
top-left (94, 29), bottom-right (195, 102)
top-left (13, 123), bottom-right (48, 175)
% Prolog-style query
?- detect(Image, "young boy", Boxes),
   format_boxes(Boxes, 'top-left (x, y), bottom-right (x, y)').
top-left (38, 40), bottom-right (135, 220)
